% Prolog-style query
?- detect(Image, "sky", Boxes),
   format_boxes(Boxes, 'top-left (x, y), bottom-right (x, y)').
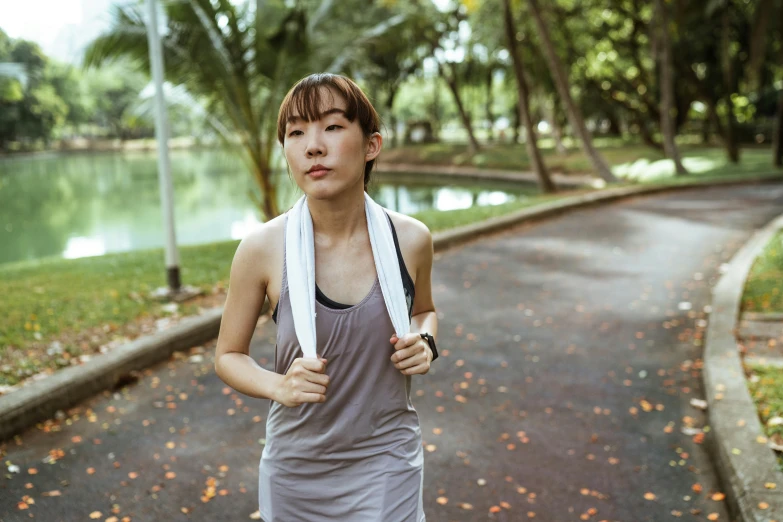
top-left (0, 0), bottom-right (113, 63)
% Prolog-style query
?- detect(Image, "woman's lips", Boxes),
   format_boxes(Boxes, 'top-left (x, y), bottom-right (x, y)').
top-left (307, 168), bottom-right (330, 179)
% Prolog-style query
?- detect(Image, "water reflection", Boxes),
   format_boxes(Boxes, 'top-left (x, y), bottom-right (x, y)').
top-left (0, 149), bottom-right (534, 265)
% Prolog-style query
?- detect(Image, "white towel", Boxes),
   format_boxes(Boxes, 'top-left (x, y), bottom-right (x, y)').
top-left (285, 193), bottom-right (411, 359)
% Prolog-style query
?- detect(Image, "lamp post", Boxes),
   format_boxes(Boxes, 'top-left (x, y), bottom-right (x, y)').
top-left (145, 0), bottom-right (181, 294)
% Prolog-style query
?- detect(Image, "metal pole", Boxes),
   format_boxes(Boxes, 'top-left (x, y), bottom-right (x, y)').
top-left (145, 0), bottom-right (181, 291)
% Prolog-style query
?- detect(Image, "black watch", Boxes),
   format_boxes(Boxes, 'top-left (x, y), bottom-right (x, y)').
top-left (420, 333), bottom-right (438, 362)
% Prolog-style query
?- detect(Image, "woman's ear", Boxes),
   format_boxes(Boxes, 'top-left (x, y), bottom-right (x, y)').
top-left (365, 132), bottom-right (382, 162)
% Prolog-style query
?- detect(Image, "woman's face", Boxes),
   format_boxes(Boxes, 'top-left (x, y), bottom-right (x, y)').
top-left (283, 88), bottom-right (381, 200)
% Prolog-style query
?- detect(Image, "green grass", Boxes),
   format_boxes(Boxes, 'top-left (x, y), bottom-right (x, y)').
top-left (0, 241), bottom-right (239, 385)
top-left (381, 141), bottom-right (782, 185)
top-left (746, 364), bottom-right (783, 467)
top-left (743, 231), bottom-right (783, 313)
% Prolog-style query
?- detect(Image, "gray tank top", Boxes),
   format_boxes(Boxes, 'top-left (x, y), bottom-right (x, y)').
top-left (258, 215), bottom-right (425, 522)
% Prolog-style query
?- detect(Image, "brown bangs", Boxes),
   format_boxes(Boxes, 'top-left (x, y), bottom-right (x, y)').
top-left (277, 73), bottom-right (380, 145)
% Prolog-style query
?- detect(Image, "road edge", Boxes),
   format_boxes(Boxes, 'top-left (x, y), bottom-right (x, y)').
top-left (1, 173), bottom-right (780, 442)
top-left (704, 212), bottom-right (783, 522)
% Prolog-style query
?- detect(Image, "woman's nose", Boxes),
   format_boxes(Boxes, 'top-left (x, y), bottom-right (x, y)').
top-left (306, 137), bottom-right (324, 157)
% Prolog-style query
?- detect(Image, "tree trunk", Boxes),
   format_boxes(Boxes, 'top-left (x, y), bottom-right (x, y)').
top-left (526, 0), bottom-right (618, 183)
top-left (485, 67), bottom-right (495, 143)
top-left (245, 139), bottom-right (280, 220)
top-left (748, 0), bottom-right (774, 92)
top-left (654, 0), bottom-right (687, 175)
top-left (429, 81), bottom-right (442, 142)
top-left (701, 113), bottom-right (711, 145)
top-left (635, 118), bottom-right (663, 151)
top-left (550, 95), bottom-right (568, 154)
top-left (502, 0), bottom-right (556, 193)
top-left (720, 7), bottom-right (740, 163)
top-left (512, 102), bottom-right (521, 143)
top-left (774, 88), bottom-right (783, 167)
top-left (440, 63), bottom-right (481, 154)
top-left (387, 84), bottom-right (399, 148)
top-left (774, 5), bottom-right (783, 168)
top-left (606, 110), bottom-right (622, 137)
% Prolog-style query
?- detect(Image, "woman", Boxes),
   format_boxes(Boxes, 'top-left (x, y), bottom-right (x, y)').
top-left (214, 73), bottom-right (439, 522)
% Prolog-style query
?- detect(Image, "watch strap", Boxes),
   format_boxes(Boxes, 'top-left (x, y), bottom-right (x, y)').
top-left (420, 332), bottom-right (438, 362)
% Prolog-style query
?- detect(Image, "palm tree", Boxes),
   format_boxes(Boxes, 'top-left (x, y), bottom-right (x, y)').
top-left (526, 0), bottom-right (618, 183)
top-left (84, 0), bottom-right (405, 220)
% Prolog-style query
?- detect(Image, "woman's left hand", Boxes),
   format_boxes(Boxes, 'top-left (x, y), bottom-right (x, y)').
top-left (389, 333), bottom-right (432, 375)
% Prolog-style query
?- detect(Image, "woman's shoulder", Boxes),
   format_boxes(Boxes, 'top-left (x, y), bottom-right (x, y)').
top-left (384, 210), bottom-right (433, 279)
top-left (238, 212), bottom-right (286, 252)
top-left (386, 209), bottom-right (432, 242)
top-left (232, 212), bottom-right (287, 284)
top-left (385, 209), bottom-right (432, 250)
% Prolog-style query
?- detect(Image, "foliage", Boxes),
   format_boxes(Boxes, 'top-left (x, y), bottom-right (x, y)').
top-left (0, 30), bottom-right (69, 150)
top-left (2, 0), bottom-right (783, 167)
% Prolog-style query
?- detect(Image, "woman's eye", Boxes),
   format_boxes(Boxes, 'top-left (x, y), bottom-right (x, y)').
top-left (326, 125), bottom-right (342, 131)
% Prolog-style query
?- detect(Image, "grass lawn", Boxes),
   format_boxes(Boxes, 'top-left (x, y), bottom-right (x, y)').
top-left (743, 231), bottom-right (783, 313)
top-left (2, 141), bottom-right (781, 389)
top-left (746, 364), bottom-right (783, 467)
top-left (381, 140), bottom-right (782, 184)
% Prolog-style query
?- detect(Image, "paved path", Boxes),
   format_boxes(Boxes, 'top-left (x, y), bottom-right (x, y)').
top-left (3, 184), bottom-right (783, 522)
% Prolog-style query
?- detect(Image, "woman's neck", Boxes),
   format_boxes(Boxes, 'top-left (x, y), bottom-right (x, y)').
top-left (307, 186), bottom-right (368, 245)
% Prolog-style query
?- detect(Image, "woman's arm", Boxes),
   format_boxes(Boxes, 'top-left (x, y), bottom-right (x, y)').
top-left (390, 217), bottom-right (438, 374)
top-left (410, 222), bottom-right (437, 345)
top-left (214, 228), bottom-right (285, 401)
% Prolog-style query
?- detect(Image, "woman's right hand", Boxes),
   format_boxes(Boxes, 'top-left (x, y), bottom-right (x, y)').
top-left (275, 357), bottom-right (330, 407)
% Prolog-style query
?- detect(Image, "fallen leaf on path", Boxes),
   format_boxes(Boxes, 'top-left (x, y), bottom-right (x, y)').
top-left (690, 399), bottom-right (707, 410)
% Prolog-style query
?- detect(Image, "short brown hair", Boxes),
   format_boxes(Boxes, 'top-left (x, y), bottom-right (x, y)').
top-left (277, 73), bottom-right (381, 188)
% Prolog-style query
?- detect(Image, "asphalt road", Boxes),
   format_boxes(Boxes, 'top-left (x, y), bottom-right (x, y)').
top-left (3, 183), bottom-right (783, 522)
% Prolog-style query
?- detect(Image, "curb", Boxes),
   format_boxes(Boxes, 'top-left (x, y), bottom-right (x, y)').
top-left (704, 212), bottom-right (783, 522)
top-left (1, 172), bottom-right (781, 442)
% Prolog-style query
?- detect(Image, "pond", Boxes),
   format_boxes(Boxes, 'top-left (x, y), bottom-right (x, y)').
top-left (0, 149), bottom-right (537, 266)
